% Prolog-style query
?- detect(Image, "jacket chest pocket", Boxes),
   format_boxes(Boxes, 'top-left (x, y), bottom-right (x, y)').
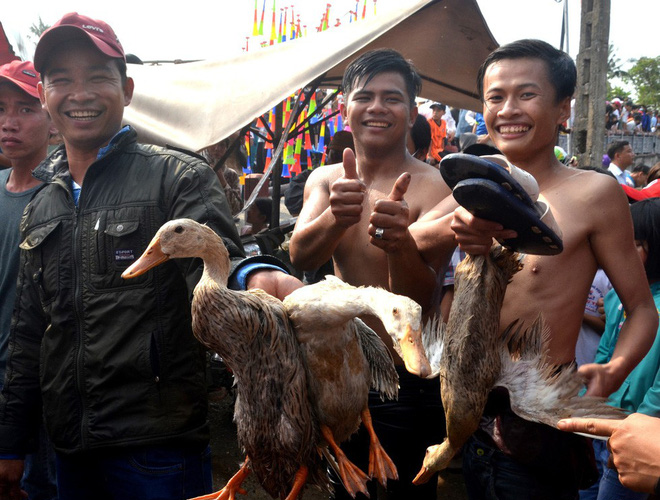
top-left (20, 220), bottom-right (62, 304)
top-left (88, 212), bottom-right (154, 291)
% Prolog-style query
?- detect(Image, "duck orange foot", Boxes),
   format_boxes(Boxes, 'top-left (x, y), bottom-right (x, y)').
top-left (189, 458), bottom-right (251, 500)
top-left (362, 409), bottom-right (398, 486)
top-left (321, 425), bottom-right (370, 498)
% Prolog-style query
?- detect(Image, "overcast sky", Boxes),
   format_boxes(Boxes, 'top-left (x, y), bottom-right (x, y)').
top-left (3, 1), bottom-right (657, 68)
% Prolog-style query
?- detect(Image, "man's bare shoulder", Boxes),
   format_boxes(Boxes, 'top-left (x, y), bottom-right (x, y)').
top-left (559, 167), bottom-right (624, 204)
top-left (405, 157), bottom-right (444, 176)
top-left (306, 163), bottom-right (344, 188)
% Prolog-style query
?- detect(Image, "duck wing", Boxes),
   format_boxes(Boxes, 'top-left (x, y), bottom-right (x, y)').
top-left (283, 275), bottom-right (361, 330)
top-left (421, 315), bottom-right (446, 379)
top-left (354, 318), bottom-right (398, 401)
top-left (496, 316), bottom-right (626, 432)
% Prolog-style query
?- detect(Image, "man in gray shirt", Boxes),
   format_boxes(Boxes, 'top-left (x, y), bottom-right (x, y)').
top-left (0, 59), bottom-right (57, 500)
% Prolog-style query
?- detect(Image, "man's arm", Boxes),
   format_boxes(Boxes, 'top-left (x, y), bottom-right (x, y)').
top-left (579, 179), bottom-right (657, 397)
top-left (409, 198), bottom-right (517, 272)
top-left (289, 149), bottom-right (365, 271)
top-left (369, 172), bottom-right (450, 310)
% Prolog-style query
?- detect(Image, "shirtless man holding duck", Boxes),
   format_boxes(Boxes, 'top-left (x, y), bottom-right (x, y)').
top-left (409, 39), bottom-right (656, 500)
top-left (289, 48), bottom-right (450, 499)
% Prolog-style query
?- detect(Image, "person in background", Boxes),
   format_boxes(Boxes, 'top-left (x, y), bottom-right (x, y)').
top-left (200, 137), bottom-right (244, 216)
top-left (630, 164), bottom-right (650, 188)
top-left (621, 162), bottom-right (660, 202)
top-left (0, 59), bottom-right (58, 500)
top-left (578, 197), bottom-right (660, 500)
top-left (241, 197), bottom-right (272, 236)
top-left (607, 140), bottom-right (636, 187)
top-left (407, 114), bottom-right (431, 161)
top-left (426, 102), bottom-right (447, 166)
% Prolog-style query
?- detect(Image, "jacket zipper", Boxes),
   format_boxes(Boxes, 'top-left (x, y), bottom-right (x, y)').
top-left (71, 180), bottom-right (88, 450)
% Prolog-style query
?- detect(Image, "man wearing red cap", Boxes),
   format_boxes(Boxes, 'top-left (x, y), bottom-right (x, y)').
top-left (0, 59), bottom-right (58, 500)
top-left (0, 13), bottom-right (298, 500)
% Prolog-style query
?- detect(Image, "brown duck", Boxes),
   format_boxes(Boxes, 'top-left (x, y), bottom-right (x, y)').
top-left (413, 245), bottom-right (625, 484)
top-left (123, 218), bottom-right (431, 499)
top-left (123, 219), bottom-right (326, 500)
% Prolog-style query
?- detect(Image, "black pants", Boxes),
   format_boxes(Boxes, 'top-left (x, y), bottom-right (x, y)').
top-left (331, 367), bottom-right (445, 500)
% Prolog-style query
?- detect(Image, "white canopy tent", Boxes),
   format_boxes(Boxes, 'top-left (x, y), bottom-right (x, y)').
top-left (124, 0), bottom-right (498, 152)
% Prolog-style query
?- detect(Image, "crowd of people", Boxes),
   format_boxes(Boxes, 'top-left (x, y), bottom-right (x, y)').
top-left (0, 11), bottom-right (659, 500)
top-left (606, 98), bottom-right (659, 135)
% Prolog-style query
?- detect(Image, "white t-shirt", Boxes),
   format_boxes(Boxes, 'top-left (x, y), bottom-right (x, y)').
top-left (575, 269), bottom-right (613, 366)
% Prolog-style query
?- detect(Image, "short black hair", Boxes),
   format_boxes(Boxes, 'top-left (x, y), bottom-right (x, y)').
top-left (477, 39), bottom-right (576, 102)
top-left (630, 198), bottom-right (660, 281)
top-left (342, 48), bottom-right (422, 106)
top-left (607, 140), bottom-right (630, 160)
top-left (632, 164), bottom-right (650, 174)
top-left (253, 197), bottom-right (272, 222)
top-left (410, 114), bottom-right (431, 153)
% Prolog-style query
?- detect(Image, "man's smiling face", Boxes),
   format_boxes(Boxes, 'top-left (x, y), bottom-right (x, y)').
top-left (343, 71), bottom-right (416, 153)
top-left (39, 40), bottom-right (133, 156)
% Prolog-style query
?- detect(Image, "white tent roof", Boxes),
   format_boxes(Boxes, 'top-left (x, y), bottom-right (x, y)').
top-left (124, 0), bottom-right (498, 151)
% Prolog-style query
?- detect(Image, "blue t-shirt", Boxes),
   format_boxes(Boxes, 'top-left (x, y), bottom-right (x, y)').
top-left (0, 169), bottom-right (42, 387)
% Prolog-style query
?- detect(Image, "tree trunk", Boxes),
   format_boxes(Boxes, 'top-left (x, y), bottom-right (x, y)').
top-left (574, 0), bottom-right (610, 168)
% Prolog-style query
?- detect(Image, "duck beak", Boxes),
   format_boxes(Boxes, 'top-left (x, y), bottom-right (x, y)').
top-left (122, 237), bottom-right (169, 279)
top-left (400, 325), bottom-right (432, 378)
top-left (412, 466), bottom-right (433, 485)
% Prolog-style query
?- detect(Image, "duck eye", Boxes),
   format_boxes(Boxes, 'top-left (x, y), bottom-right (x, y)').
top-left (174, 225), bottom-right (184, 234)
top-left (392, 307), bottom-right (399, 316)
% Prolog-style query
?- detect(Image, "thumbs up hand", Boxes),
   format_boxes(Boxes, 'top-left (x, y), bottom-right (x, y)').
top-left (329, 148), bottom-right (366, 228)
top-left (369, 172), bottom-right (412, 252)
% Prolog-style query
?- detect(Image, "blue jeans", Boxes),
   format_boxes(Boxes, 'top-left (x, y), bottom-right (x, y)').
top-left (462, 434), bottom-right (579, 500)
top-left (55, 444), bottom-right (213, 500)
top-left (579, 440), bottom-right (649, 500)
top-left (22, 422), bottom-right (57, 500)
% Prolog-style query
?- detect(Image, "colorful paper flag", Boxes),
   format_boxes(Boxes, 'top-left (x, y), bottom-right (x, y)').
top-left (259, 0), bottom-right (266, 35)
top-left (270, 0), bottom-right (277, 45)
top-left (253, 0), bottom-right (260, 36)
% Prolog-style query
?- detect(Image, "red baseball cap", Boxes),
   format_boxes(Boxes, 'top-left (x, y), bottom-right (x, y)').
top-left (34, 13), bottom-right (125, 73)
top-left (0, 60), bottom-right (40, 99)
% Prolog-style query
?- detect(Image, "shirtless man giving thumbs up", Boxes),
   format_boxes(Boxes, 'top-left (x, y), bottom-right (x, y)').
top-left (289, 49), bottom-right (451, 500)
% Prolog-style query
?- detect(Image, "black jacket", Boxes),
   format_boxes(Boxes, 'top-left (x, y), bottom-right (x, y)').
top-left (0, 128), bottom-right (245, 455)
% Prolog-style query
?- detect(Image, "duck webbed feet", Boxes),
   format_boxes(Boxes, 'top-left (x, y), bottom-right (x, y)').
top-left (362, 409), bottom-right (398, 487)
top-left (188, 458), bottom-right (251, 500)
top-left (321, 425), bottom-right (371, 498)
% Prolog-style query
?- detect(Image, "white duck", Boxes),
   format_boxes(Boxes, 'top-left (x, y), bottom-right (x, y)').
top-left (284, 275), bottom-right (431, 497)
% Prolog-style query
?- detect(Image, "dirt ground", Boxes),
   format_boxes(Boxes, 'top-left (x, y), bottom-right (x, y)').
top-left (207, 393), bottom-right (468, 499)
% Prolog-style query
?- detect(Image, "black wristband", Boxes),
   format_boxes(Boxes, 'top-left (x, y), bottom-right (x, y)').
top-left (654, 477), bottom-right (660, 495)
